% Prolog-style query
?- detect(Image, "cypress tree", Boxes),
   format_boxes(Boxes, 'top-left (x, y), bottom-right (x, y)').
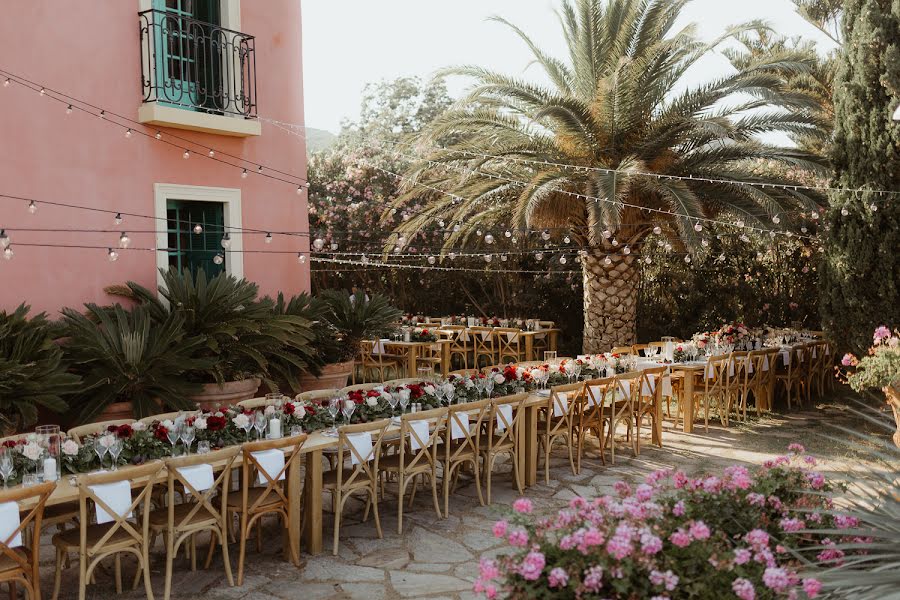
top-left (820, 0), bottom-right (900, 354)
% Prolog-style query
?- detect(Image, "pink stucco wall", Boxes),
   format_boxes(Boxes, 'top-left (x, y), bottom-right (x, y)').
top-left (0, 0), bottom-right (310, 317)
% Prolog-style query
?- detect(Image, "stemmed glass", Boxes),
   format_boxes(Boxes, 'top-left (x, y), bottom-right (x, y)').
top-left (94, 438), bottom-right (109, 469)
top-left (433, 384), bottom-right (445, 405)
top-left (240, 416), bottom-right (253, 442)
top-left (399, 393), bottom-right (410, 414)
top-left (572, 362), bottom-right (582, 382)
top-left (474, 377), bottom-right (485, 398)
top-left (108, 439), bottom-right (123, 471)
top-left (166, 424), bottom-right (181, 457)
top-left (0, 449), bottom-right (15, 489)
top-left (484, 377), bottom-right (495, 398)
top-left (326, 398), bottom-right (341, 435)
top-left (341, 400), bottom-right (356, 424)
top-left (181, 426), bottom-right (195, 455)
top-left (253, 411), bottom-right (267, 440)
top-left (445, 385), bottom-right (455, 405)
top-left (387, 391), bottom-right (399, 414)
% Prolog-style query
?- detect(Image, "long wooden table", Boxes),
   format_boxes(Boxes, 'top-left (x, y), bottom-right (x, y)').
top-left (379, 339), bottom-right (452, 378)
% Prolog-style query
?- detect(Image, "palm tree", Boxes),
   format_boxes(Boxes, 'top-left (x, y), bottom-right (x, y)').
top-left (387, 0), bottom-right (828, 352)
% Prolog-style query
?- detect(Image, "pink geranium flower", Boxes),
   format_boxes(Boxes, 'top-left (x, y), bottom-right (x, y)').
top-left (732, 577), bottom-right (756, 600)
top-left (512, 498), bottom-right (533, 514)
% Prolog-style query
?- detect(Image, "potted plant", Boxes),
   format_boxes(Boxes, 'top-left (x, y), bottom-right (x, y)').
top-left (0, 304), bottom-right (79, 434)
top-left (842, 326), bottom-right (900, 446)
top-left (297, 290), bottom-right (402, 391)
top-left (110, 268), bottom-right (315, 409)
top-left (61, 304), bottom-right (213, 423)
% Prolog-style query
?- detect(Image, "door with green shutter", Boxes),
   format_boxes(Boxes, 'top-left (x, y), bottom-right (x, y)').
top-left (167, 200), bottom-right (225, 278)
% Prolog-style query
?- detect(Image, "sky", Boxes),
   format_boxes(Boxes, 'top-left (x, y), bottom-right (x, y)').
top-left (301, 0), bottom-right (836, 133)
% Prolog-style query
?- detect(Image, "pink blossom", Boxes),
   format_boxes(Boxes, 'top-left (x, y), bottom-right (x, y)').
top-left (613, 481), bottom-right (632, 497)
top-left (874, 326), bottom-right (891, 342)
top-left (640, 530), bottom-right (663, 555)
top-left (635, 483), bottom-right (654, 501)
top-left (672, 500), bottom-right (686, 516)
top-left (606, 523), bottom-right (635, 559)
top-left (724, 465), bottom-right (753, 490)
top-left (745, 529), bottom-right (770, 549)
top-left (673, 471), bottom-right (689, 489)
top-left (650, 570), bottom-right (679, 591)
top-left (478, 558), bottom-right (500, 580)
top-left (492, 520), bottom-right (508, 538)
top-left (548, 567), bottom-right (569, 588)
top-left (834, 514), bottom-right (859, 529)
top-left (841, 353), bottom-right (856, 367)
top-left (780, 518), bottom-right (806, 533)
top-left (787, 443), bottom-right (806, 454)
top-left (747, 493), bottom-right (766, 507)
top-left (802, 578), bottom-right (822, 598)
top-left (762, 567), bottom-right (791, 591)
top-left (732, 577), bottom-right (756, 600)
top-left (734, 548), bottom-right (752, 565)
top-left (669, 529), bottom-right (691, 548)
top-left (507, 529), bottom-right (529, 547)
top-left (519, 551), bottom-right (545, 581)
top-left (806, 471), bottom-right (825, 490)
top-left (582, 566), bottom-right (604, 592)
top-left (689, 521), bottom-right (711, 541)
top-left (512, 498), bottom-right (533, 514)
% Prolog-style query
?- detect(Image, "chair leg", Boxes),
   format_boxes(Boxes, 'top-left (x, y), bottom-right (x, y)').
top-left (332, 490), bottom-right (342, 556)
top-left (237, 512), bottom-right (249, 586)
top-left (544, 434), bottom-right (551, 484)
top-left (371, 484), bottom-right (383, 539)
top-left (511, 450), bottom-right (524, 495)
top-left (429, 470), bottom-right (442, 520)
top-left (114, 553), bottom-right (123, 594)
top-left (164, 533), bottom-right (175, 600)
top-left (472, 459), bottom-right (485, 506)
top-left (52, 548), bottom-right (64, 600)
top-left (220, 529), bottom-right (235, 587)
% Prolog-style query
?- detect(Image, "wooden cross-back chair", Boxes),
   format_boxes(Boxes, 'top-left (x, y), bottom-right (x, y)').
top-left (494, 328), bottom-right (524, 364)
top-left (803, 342), bottom-right (825, 403)
top-left (442, 326), bottom-right (470, 370)
top-left (227, 434), bottom-right (307, 584)
top-left (631, 343), bottom-right (650, 357)
top-left (1, 481), bottom-right (55, 600)
top-left (237, 397), bottom-right (276, 410)
top-left (415, 341), bottom-right (445, 376)
top-left (610, 346), bottom-right (634, 356)
top-left (729, 351), bottom-right (751, 423)
top-left (149, 446), bottom-right (240, 600)
top-left (606, 371), bottom-right (641, 463)
top-left (695, 354), bottom-right (735, 431)
top-left (775, 346), bottom-right (805, 410)
top-left (632, 367), bottom-right (666, 455)
top-left (469, 327), bottom-right (496, 368)
top-left (138, 411), bottom-right (190, 426)
top-left (297, 389), bottom-right (340, 403)
top-left (540, 383), bottom-right (582, 483)
top-left (812, 341), bottom-right (833, 397)
top-left (359, 340), bottom-right (401, 383)
top-left (379, 407), bottom-right (446, 533)
top-left (745, 350), bottom-right (771, 418)
top-left (480, 394), bottom-right (528, 505)
top-left (52, 461), bottom-right (163, 600)
top-left (440, 398), bottom-right (491, 516)
top-left (67, 420), bottom-right (135, 443)
top-left (574, 378), bottom-right (614, 473)
top-left (324, 419), bottom-right (390, 555)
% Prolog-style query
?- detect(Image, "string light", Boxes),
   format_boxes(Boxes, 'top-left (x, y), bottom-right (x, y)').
top-left (604, 255), bottom-right (612, 265)
top-left (98, 110), bottom-right (105, 119)
top-left (213, 253), bottom-right (224, 265)
top-left (563, 235), bottom-right (570, 244)
top-left (39, 88), bottom-right (45, 96)
top-left (154, 131), bottom-right (162, 140)
top-left (772, 215), bottom-right (781, 224)
top-left (541, 230), bottom-right (551, 241)
top-left (27, 200), bottom-right (37, 214)
top-left (114, 213), bottom-right (123, 225)
top-left (241, 169), bottom-right (248, 178)
top-left (484, 233), bottom-right (494, 244)
top-left (208, 149), bottom-right (215, 157)
top-left (265, 232), bottom-right (272, 244)
top-left (296, 252), bottom-right (306, 264)
top-left (65, 105), bottom-right (73, 115)
top-left (221, 233), bottom-right (231, 249)
top-left (0, 230), bottom-right (9, 248)
top-left (841, 207), bottom-right (849, 216)
top-left (193, 224), bottom-right (203, 234)
top-left (645, 256), bottom-right (652, 264)
top-left (118, 232), bottom-right (130, 248)
top-left (484, 254), bottom-right (492, 263)
top-left (427, 255), bottom-right (436, 265)
top-left (107, 248), bottom-right (118, 262)
top-left (535, 252), bottom-right (543, 261)
top-left (257, 165), bottom-right (263, 174)
top-left (602, 230), bottom-right (611, 239)
top-left (559, 256), bottom-right (567, 265)
top-left (623, 246), bottom-right (631, 255)
top-left (124, 129), bottom-right (132, 139)
top-left (653, 226), bottom-right (662, 235)
top-left (182, 149), bottom-right (190, 159)
top-left (3, 78), bottom-right (9, 87)
top-left (2, 246), bottom-right (11, 260)
top-left (693, 221), bottom-right (703, 232)
top-left (505, 230), bottom-right (512, 238)
top-left (312, 238), bottom-right (325, 251)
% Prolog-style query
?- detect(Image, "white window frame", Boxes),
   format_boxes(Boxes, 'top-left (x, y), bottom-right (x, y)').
top-left (154, 183), bottom-right (243, 289)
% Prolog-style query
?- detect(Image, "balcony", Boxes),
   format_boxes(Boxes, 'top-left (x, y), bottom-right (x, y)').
top-left (138, 8), bottom-right (260, 137)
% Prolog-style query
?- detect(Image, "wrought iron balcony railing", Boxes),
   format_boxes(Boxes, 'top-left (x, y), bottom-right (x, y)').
top-left (139, 9), bottom-right (257, 118)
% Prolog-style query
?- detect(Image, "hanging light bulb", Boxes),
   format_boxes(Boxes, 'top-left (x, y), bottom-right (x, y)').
top-left (453, 224), bottom-right (460, 233)
top-left (213, 253), bottom-right (224, 265)
top-left (623, 245), bottom-right (631, 255)
top-left (193, 224), bottom-right (203, 234)
top-left (182, 149), bottom-right (190, 159)
top-left (484, 233), bottom-right (494, 244)
top-left (740, 234), bottom-right (750, 243)
top-left (563, 235), bottom-right (571, 244)
top-left (438, 219), bottom-right (445, 228)
top-left (801, 226), bottom-right (808, 234)
top-left (330, 242), bottom-right (339, 251)
top-left (717, 253), bottom-right (726, 262)
top-left (811, 211), bottom-right (820, 220)
top-left (0, 230), bottom-right (8, 248)
top-left (664, 243), bottom-right (672, 252)
top-left (476, 229), bottom-right (482, 236)
top-left (684, 255), bottom-right (691, 264)
top-left (155, 131), bottom-right (162, 140)
top-left (841, 207), bottom-right (849, 216)
top-left (871, 203), bottom-right (878, 212)
top-left (535, 252), bottom-right (544, 261)
top-left (265, 233), bottom-right (273, 244)
top-left (657, 240), bottom-right (665, 248)
top-left (27, 201), bottom-right (37, 214)
top-left (297, 253), bottom-right (307, 264)
top-left (2, 246), bottom-right (12, 260)
top-left (66, 105), bottom-right (73, 115)
top-left (604, 255), bottom-right (612, 266)
top-left (241, 169), bottom-right (248, 178)
top-left (98, 110), bottom-right (106, 119)
top-left (427, 255), bottom-right (436, 265)
top-left (257, 165), bottom-right (263, 174)
top-left (484, 254), bottom-right (492, 263)
top-left (39, 88), bottom-right (46, 96)
top-left (602, 229), bottom-right (611, 239)
top-left (541, 230), bottom-right (551, 241)
top-left (701, 238), bottom-right (709, 247)
top-left (772, 215), bottom-right (781, 224)
top-left (448, 252), bottom-right (456, 260)
top-left (3, 78), bottom-right (9, 87)
top-left (124, 129), bottom-right (132, 139)
top-left (312, 238), bottom-right (324, 251)
top-left (118, 232), bottom-right (130, 249)
top-left (653, 226), bottom-right (662, 235)
top-left (511, 237), bottom-right (518, 245)
top-left (559, 256), bottom-right (567, 265)
top-left (736, 220), bottom-right (745, 228)
top-left (361, 254), bottom-right (369, 264)
top-left (504, 230), bottom-right (512, 238)
top-left (644, 256), bottom-right (652, 264)
top-left (500, 254), bottom-right (508, 262)
top-left (397, 235), bottom-right (406, 246)
top-left (114, 213), bottom-right (123, 225)
top-left (296, 185), bottom-right (304, 195)
top-left (221, 233), bottom-right (231, 249)
top-left (694, 221), bottom-right (703, 232)
top-left (611, 238), bottom-right (619, 247)
top-left (107, 248), bottom-right (119, 262)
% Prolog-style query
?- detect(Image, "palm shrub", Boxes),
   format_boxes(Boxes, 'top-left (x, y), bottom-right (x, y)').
top-left (0, 304), bottom-right (79, 432)
top-left (318, 290), bottom-right (402, 362)
top-left (270, 291), bottom-right (338, 386)
top-left (112, 268), bottom-right (315, 387)
top-left (61, 304), bottom-right (214, 423)
top-left (388, 0), bottom-right (828, 352)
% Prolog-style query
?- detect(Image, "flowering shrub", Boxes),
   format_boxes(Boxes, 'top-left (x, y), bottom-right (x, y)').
top-left (841, 326), bottom-right (900, 392)
top-left (474, 445), bottom-right (860, 599)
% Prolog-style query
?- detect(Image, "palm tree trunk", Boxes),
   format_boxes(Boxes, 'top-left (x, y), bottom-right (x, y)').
top-left (581, 250), bottom-right (638, 353)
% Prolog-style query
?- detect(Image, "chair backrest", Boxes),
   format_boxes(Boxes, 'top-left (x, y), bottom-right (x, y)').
top-left (138, 411), bottom-right (191, 426)
top-left (579, 377), bottom-right (615, 427)
top-left (341, 383), bottom-right (383, 394)
top-left (632, 343), bottom-right (650, 356)
top-left (486, 394), bottom-right (527, 452)
top-left (703, 354), bottom-right (733, 393)
top-left (747, 350), bottom-right (769, 388)
top-left (730, 351), bottom-right (750, 386)
top-left (298, 389), bottom-right (339, 402)
top-left (384, 378), bottom-right (423, 387)
top-left (469, 326), bottom-right (496, 355)
top-left (494, 328), bottom-right (522, 360)
top-left (612, 371), bottom-right (642, 417)
top-left (449, 368), bottom-right (479, 377)
top-left (610, 346), bottom-right (634, 356)
top-left (67, 420), bottom-right (136, 443)
top-left (360, 340), bottom-right (391, 367)
top-left (443, 326), bottom-right (470, 350)
top-left (398, 407), bottom-right (446, 473)
top-left (443, 398), bottom-right (491, 463)
top-left (335, 419), bottom-right (390, 490)
top-left (538, 320), bottom-right (555, 329)
top-left (547, 383), bottom-right (583, 436)
top-left (75, 461), bottom-right (164, 557)
top-left (237, 397), bottom-right (275, 410)
top-left (0, 480), bottom-right (55, 576)
top-left (163, 446), bottom-right (239, 531)
top-left (636, 366), bottom-right (666, 400)
top-left (240, 434), bottom-right (308, 513)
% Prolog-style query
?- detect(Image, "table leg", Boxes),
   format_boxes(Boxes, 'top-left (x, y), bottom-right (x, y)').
top-left (406, 347), bottom-right (418, 378)
top-left (441, 342), bottom-right (450, 377)
top-left (523, 404), bottom-right (539, 487)
top-left (682, 372), bottom-right (695, 434)
top-left (302, 450), bottom-right (323, 555)
top-left (525, 336), bottom-right (534, 362)
top-left (652, 395), bottom-right (663, 445)
top-left (549, 331), bottom-right (558, 353)
top-left (288, 451), bottom-right (303, 565)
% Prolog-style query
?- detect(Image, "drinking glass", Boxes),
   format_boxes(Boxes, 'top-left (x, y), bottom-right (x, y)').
top-left (544, 351), bottom-right (557, 363)
top-left (94, 439), bottom-right (109, 469)
top-left (387, 391), bottom-right (399, 414)
top-left (290, 426), bottom-right (303, 437)
top-left (399, 393), bottom-right (409, 413)
top-left (573, 363), bottom-right (582, 381)
top-left (197, 441), bottom-right (211, 455)
top-left (241, 418), bottom-right (253, 442)
top-left (433, 384), bottom-right (445, 404)
top-left (181, 426), bottom-right (196, 455)
top-left (342, 400), bottom-right (356, 423)
top-left (474, 377), bottom-right (485, 398)
top-left (166, 425), bottom-right (181, 457)
top-left (108, 439), bottom-right (123, 471)
top-left (417, 366), bottom-right (433, 382)
top-left (445, 386), bottom-right (455, 405)
top-left (253, 411), bottom-right (267, 440)
top-left (484, 377), bottom-right (495, 397)
top-left (326, 398), bottom-right (340, 434)
top-left (0, 450), bottom-right (14, 489)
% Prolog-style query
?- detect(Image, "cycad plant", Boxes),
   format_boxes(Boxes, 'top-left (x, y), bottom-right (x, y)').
top-left (388, 0), bottom-right (828, 351)
top-left (318, 290), bottom-right (402, 363)
top-left (0, 304), bottom-right (79, 432)
top-left (270, 291), bottom-right (339, 386)
top-left (61, 304), bottom-right (213, 423)
top-left (112, 268), bottom-right (315, 387)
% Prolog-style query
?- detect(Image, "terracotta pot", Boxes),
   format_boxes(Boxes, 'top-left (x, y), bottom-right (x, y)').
top-left (298, 361), bottom-right (354, 392)
top-left (189, 378), bottom-right (261, 411)
top-left (884, 385), bottom-right (900, 448)
top-left (92, 401), bottom-right (135, 423)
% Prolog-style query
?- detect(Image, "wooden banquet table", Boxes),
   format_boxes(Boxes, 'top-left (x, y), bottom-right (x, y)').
top-left (379, 339), bottom-right (452, 377)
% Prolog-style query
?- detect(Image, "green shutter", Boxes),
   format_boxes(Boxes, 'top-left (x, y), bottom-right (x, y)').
top-left (166, 199), bottom-right (226, 278)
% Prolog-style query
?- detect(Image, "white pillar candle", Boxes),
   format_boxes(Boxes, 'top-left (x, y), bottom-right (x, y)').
top-left (43, 457), bottom-right (58, 481)
top-left (268, 418), bottom-right (282, 439)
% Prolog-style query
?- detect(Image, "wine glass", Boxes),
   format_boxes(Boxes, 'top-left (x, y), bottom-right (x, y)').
top-left (573, 362), bottom-right (582, 382)
top-left (108, 439), bottom-right (123, 471)
top-left (94, 438), bottom-right (109, 469)
top-left (387, 391), bottom-right (399, 414)
top-left (445, 385), bottom-right (455, 405)
top-left (197, 441), bottom-right (211, 455)
top-left (253, 411), bottom-right (267, 440)
top-left (326, 398), bottom-right (340, 434)
top-left (341, 400), bottom-right (356, 424)
top-left (0, 450), bottom-right (15, 489)
top-left (166, 424), bottom-right (181, 457)
top-left (240, 416), bottom-right (253, 442)
top-left (399, 393), bottom-right (410, 414)
top-left (484, 376), bottom-right (495, 398)
top-left (433, 383), bottom-right (445, 404)
top-left (181, 426), bottom-right (195, 455)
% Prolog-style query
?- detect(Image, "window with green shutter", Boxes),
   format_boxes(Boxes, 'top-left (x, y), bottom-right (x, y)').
top-left (166, 199), bottom-right (226, 278)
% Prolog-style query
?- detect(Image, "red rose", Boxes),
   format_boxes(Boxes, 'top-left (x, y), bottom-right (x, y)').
top-left (115, 424), bottom-right (133, 439)
top-left (2, 440), bottom-right (17, 448)
top-left (407, 384), bottom-right (424, 399)
top-left (349, 391), bottom-right (364, 404)
top-left (366, 390), bottom-right (380, 398)
top-left (153, 426), bottom-right (169, 442)
top-left (206, 416), bottom-right (226, 431)
top-left (422, 329), bottom-right (429, 335)
top-left (283, 403), bottom-right (295, 415)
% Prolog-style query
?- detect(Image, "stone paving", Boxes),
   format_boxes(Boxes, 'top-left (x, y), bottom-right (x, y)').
top-left (36, 394), bottom-right (884, 600)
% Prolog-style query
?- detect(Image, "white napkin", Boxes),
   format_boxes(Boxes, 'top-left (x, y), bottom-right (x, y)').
top-left (812, 347), bottom-right (818, 359)
top-left (451, 412), bottom-right (470, 440)
top-left (705, 363), bottom-right (716, 379)
top-left (177, 463), bottom-right (215, 493)
top-left (0, 501), bottom-right (22, 548)
top-left (553, 392), bottom-right (568, 417)
top-left (467, 317), bottom-right (476, 327)
top-left (661, 375), bottom-right (672, 397)
top-left (458, 331), bottom-right (469, 342)
top-left (408, 420), bottom-right (430, 452)
top-left (780, 349), bottom-right (791, 366)
top-left (588, 385), bottom-right (605, 407)
top-left (495, 404), bottom-right (513, 431)
top-left (252, 449), bottom-right (286, 484)
top-left (373, 339), bottom-right (388, 355)
top-left (480, 330), bottom-right (490, 341)
top-left (618, 379), bottom-right (631, 400)
top-left (641, 376), bottom-right (656, 397)
top-left (762, 356), bottom-right (770, 371)
top-left (90, 479), bottom-right (133, 525)
top-left (346, 432), bottom-right (374, 465)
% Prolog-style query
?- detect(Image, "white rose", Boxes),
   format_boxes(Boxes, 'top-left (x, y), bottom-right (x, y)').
top-left (22, 441), bottom-right (42, 461)
top-left (442, 383), bottom-right (454, 396)
top-left (232, 414), bottom-right (249, 429)
top-left (131, 421), bottom-right (147, 432)
top-left (423, 385), bottom-right (435, 395)
top-left (62, 439), bottom-right (80, 456)
top-left (515, 367), bottom-right (525, 379)
top-left (294, 406), bottom-right (307, 419)
top-left (380, 391), bottom-right (392, 402)
top-left (161, 419), bottom-right (175, 430)
top-left (365, 397), bottom-right (378, 408)
top-left (99, 434), bottom-right (116, 449)
top-left (400, 389), bottom-right (411, 402)
top-left (215, 411), bottom-right (224, 418)
top-left (25, 433), bottom-right (38, 443)
top-left (464, 378), bottom-right (475, 389)
top-left (193, 416), bottom-right (208, 430)
top-left (264, 405), bottom-right (276, 416)
top-left (492, 373), bottom-right (505, 385)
